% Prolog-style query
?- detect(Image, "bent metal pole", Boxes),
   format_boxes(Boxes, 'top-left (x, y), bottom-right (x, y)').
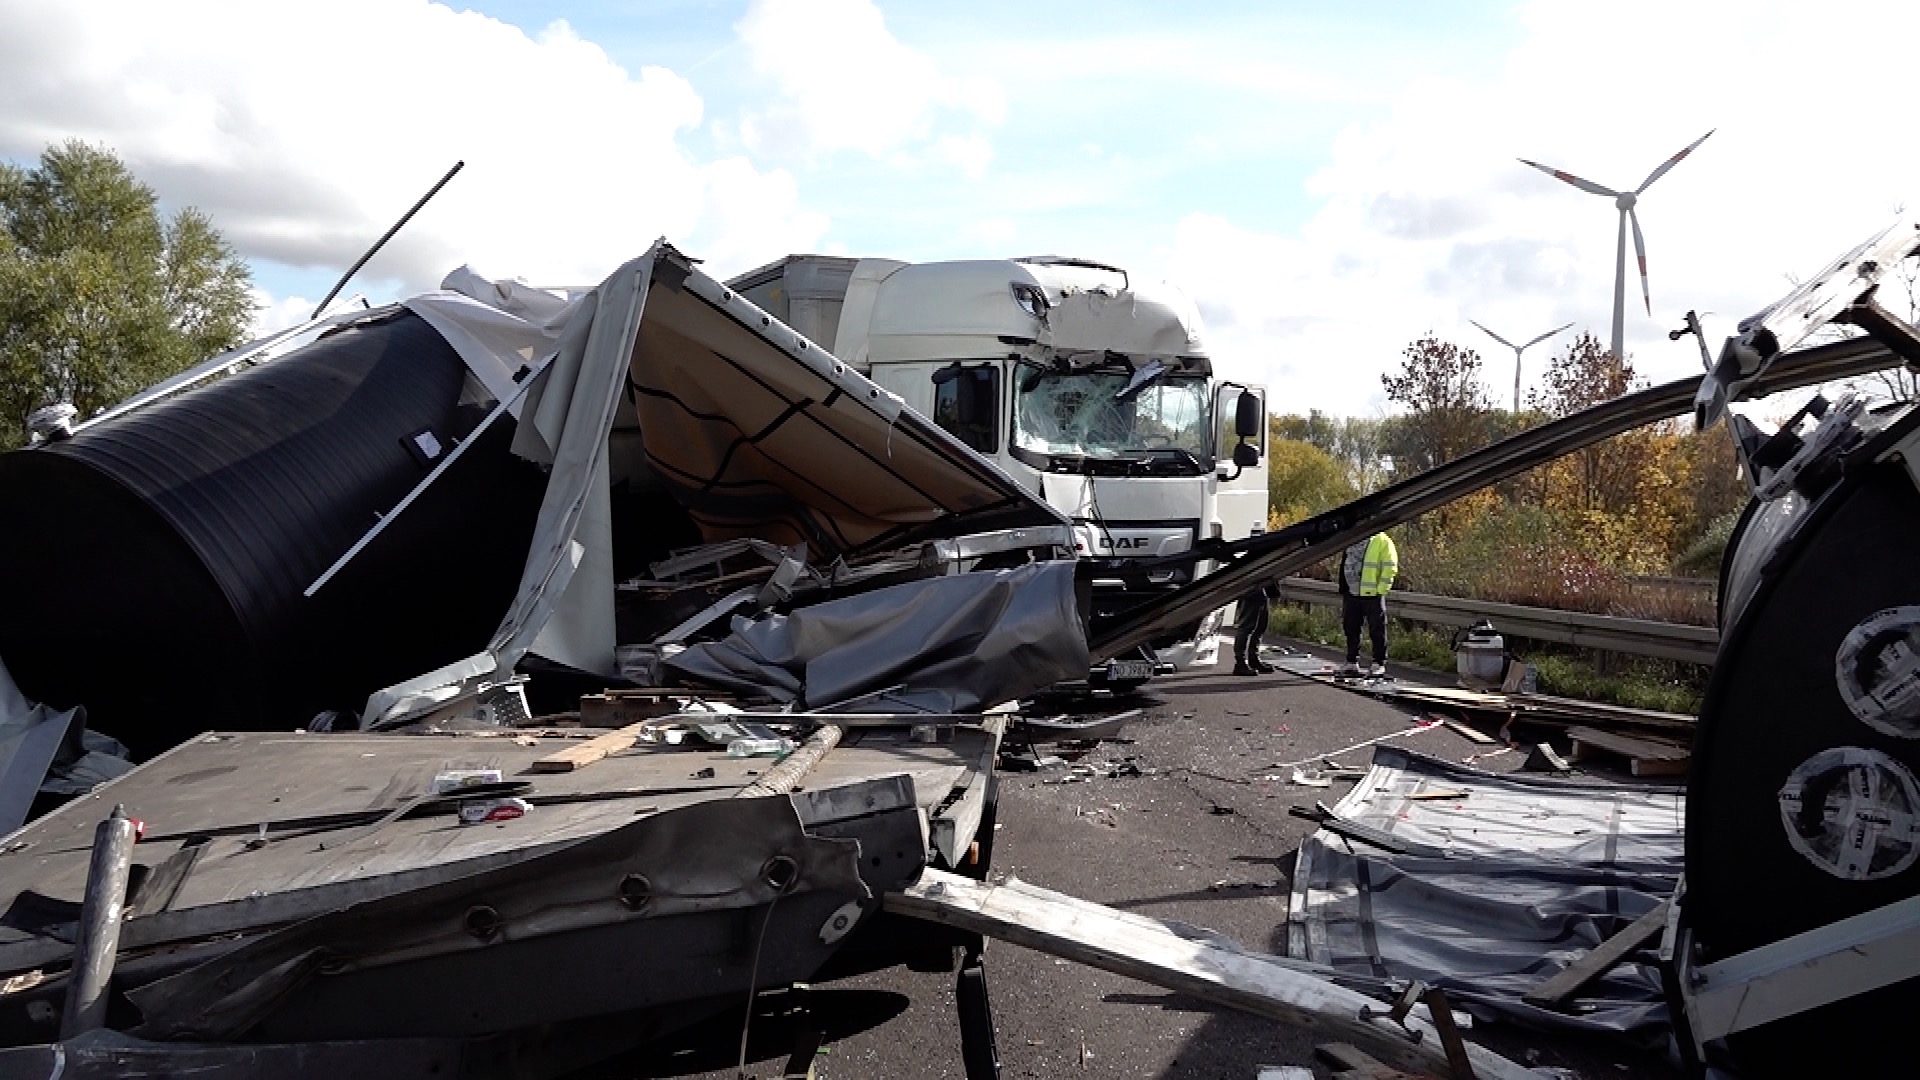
top-left (60, 804), bottom-right (139, 1038)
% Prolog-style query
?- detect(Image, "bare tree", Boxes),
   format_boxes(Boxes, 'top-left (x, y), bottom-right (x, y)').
top-left (1380, 334), bottom-right (1495, 471)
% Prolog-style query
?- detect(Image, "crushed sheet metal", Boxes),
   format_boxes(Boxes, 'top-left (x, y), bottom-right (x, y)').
top-left (1289, 746), bottom-right (1682, 1042)
top-left (1777, 745), bottom-right (1920, 881)
top-left (126, 790), bottom-right (876, 1041)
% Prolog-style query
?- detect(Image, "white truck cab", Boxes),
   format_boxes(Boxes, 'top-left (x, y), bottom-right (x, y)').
top-left (727, 254), bottom-right (1268, 671)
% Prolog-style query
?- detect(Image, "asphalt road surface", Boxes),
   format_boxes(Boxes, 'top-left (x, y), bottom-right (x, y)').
top-left (615, 640), bottom-right (1684, 1080)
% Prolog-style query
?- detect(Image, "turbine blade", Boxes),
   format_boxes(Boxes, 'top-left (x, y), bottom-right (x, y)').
top-left (1522, 322), bottom-right (1575, 350)
top-left (1630, 207), bottom-right (1651, 315)
top-left (1469, 319), bottom-right (1516, 349)
top-left (1636, 129), bottom-right (1714, 194)
top-left (1517, 158), bottom-right (1619, 197)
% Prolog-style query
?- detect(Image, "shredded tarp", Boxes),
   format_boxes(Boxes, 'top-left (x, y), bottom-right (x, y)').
top-left (665, 560), bottom-right (1088, 712)
top-left (364, 242), bottom-right (1068, 726)
top-left (1288, 745), bottom-right (1683, 1043)
top-left (0, 658), bottom-right (131, 833)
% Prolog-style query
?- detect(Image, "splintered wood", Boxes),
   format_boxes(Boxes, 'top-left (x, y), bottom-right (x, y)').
top-left (529, 721), bottom-right (653, 773)
top-left (1565, 726), bottom-right (1690, 777)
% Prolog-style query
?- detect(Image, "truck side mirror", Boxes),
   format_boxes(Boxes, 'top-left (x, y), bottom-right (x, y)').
top-left (1235, 391), bottom-right (1261, 438)
top-left (1232, 442), bottom-right (1260, 468)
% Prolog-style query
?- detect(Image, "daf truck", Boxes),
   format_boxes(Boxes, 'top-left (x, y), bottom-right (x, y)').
top-left (726, 254), bottom-right (1269, 674)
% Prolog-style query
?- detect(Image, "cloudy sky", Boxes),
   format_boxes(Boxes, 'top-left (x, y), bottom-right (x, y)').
top-left (2, 0), bottom-right (1913, 416)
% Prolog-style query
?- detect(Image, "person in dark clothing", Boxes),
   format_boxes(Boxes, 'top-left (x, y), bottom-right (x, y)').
top-left (1232, 580), bottom-right (1280, 675)
top-left (1338, 532), bottom-right (1398, 676)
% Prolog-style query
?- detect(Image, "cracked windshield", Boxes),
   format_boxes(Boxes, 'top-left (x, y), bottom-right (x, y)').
top-left (1012, 364), bottom-right (1210, 461)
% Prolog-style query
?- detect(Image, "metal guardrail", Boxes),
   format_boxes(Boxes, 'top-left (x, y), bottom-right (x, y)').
top-left (1273, 577), bottom-right (1719, 665)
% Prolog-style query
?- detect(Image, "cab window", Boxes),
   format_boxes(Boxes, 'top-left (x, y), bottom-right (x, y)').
top-left (932, 364), bottom-right (1000, 454)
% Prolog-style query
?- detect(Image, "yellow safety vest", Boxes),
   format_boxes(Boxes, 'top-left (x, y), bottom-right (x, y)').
top-left (1357, 533), bottom-right (1398, 597)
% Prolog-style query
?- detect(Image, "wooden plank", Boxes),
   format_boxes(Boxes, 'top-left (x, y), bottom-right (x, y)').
top-left (1439, 716), bottom-right (1496, 745)
top-left (528, 721), bottom-right (654, 773)
top-left (1521, 693), bottom-right (1694, 726)
top-left (1565, 726), bottom-right (1688, 760)
top-left (1566, 726), bottom-right (1691, 775)
top-left (887, 870), bottom-right (1538, 1080)
top-left (1424, 986), bottom-right (1477, 1080)
top-left (1312, 1042), bottom-right (1427, 1078)
top-left (1523, 900), bottom-right (1671, 1009)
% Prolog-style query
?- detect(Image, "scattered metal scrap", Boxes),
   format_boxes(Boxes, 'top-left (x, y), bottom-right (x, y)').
top-left (1270, 653), bottom-right (1695, 776)
top-left (1289, 745), bottom-right (1683, 1041)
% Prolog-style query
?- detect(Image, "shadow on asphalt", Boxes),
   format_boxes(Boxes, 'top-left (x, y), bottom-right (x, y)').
top-left (1147, 676), bottom-right (1315, 697)
top-left (614, 988), bottom-right (911, 1078)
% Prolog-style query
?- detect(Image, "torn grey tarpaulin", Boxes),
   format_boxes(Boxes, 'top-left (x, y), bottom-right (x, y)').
top-left (0, 658), bottom-right (132, 833)
top-left (665, 561), bottom-right (1088, 712)
top-left (1288, 745), bottom-right (1683, 1043)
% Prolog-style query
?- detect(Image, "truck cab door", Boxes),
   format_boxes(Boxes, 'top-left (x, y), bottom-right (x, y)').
top-left (1215, 384), bottom-right (1268, 542)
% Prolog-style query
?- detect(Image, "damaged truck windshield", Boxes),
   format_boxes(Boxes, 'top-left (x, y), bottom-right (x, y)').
top-left (1011, 362), bottom-right (1211, 471)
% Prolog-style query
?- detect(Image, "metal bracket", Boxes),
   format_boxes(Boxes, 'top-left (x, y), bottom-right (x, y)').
top-left (1679, 892), bottom-right (1920, 1047)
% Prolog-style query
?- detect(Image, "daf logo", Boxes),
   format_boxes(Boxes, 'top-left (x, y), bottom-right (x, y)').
top-left (1096, 536), bottom-right (1153, 550)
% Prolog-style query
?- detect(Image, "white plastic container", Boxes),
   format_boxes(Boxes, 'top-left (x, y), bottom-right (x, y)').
top-left (1455, 622), bottom-right (1505, 687)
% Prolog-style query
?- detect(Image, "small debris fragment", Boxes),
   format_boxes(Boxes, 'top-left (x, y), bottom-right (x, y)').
top-left (1208, 804), bottom-right (1235, 816)
top-left (692, 766), bottom-right (716, 779)
top-left (1523, 742), bottom-right (1573, 773)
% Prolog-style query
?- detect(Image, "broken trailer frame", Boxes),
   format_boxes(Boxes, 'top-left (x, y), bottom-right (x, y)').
top-left (0, 242), bottom-right (1543, 1080)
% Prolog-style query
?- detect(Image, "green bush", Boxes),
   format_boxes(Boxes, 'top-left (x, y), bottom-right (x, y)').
top-left (1387, 622), bottom-right (1455, 670)
top-left (1674, 511), bottom-right (1739, 578)
top-left (1268, 603), bottom-right (1342, 647)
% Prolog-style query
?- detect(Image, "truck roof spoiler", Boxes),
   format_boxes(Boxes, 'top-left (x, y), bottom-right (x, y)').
top-left (1013, 256), bottom-right (1129, 292)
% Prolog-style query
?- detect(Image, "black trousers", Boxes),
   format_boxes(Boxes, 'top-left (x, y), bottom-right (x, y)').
top-left (1342, 593), bottom-right (1386, 664)
top-left (1233, 592), bottom-right (1270, 666)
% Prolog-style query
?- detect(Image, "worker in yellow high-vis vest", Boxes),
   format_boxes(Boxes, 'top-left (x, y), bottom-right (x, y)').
top-left (1338, 531), bottom-right (1398, 676)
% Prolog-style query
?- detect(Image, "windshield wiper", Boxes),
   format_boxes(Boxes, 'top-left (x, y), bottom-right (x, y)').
top-left (1144, 447), bottom-right (1203, 471)
top-left (1113, 359), bottom-right (1171, 402)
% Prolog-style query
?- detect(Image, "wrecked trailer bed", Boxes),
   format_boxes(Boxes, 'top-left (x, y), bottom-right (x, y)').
top-left (0, 721), bottom-right (1001, 1071)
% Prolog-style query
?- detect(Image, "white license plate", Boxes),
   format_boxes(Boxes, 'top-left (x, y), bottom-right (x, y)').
top-left (1106, 660), bottom-right (1155, 682)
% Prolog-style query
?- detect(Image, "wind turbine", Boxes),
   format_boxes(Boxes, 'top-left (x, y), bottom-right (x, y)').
top-left (1470, 320), bottom-right (1573, 412)
top-left (1519, 130), bottom-right (1713, 362)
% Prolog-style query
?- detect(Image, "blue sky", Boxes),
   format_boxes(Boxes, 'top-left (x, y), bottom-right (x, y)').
top-left (3, 1), bottom-right (1914, 415)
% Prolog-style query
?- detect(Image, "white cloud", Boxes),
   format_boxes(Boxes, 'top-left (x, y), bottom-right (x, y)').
top-left (731, 0), bottom-right (1003, 166)
top-left (1156, 0), bottom-right (1920, 417)
top-left (0, 1), bottom-right (829, 294)
top-left (249, 288), bottom-right (318, 337)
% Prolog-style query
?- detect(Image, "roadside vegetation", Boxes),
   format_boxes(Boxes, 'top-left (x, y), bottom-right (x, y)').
top-left (1, 140), bottom-right (253, 449)
top-left (1261, 331), bottom-right (1753, 713)
top-left (1266, 601), bottom-right (1704, 714)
